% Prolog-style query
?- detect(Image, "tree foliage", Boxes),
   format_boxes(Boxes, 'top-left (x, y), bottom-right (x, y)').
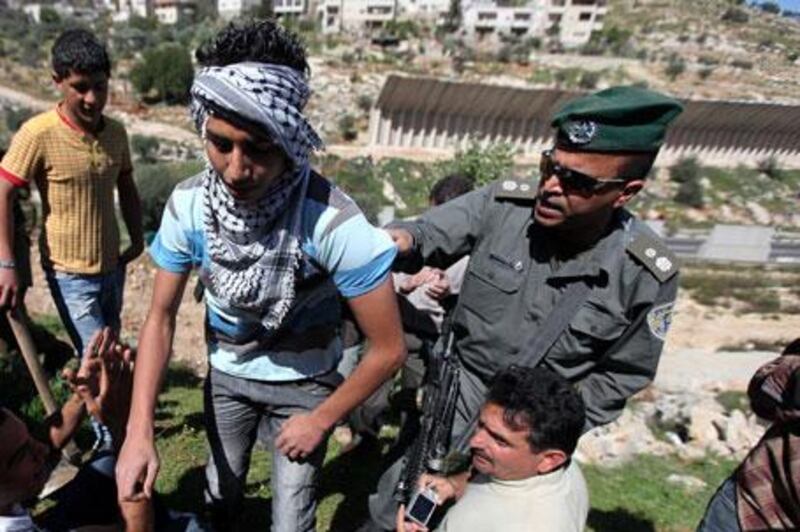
top-left (434, 142), bottom-right (516, 187)
top-left (130, 43), bottom-right (194, 104)
top-left (671, 157), bottom-right (704, 208)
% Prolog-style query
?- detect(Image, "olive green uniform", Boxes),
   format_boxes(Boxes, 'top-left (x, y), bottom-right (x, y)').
top-left (391, 178), bottom-right (678, 430)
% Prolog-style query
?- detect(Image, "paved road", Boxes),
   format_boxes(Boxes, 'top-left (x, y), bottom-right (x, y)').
top-left (655, 348), bottom-right (778, 392)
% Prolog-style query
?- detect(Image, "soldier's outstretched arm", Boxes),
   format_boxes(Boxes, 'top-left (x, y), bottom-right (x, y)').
top-left (388, 184), bottom-right (493, 272)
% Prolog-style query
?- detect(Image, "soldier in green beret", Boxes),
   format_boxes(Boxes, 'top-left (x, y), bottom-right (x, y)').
top-left (366, 86), bottom-right (685, 530)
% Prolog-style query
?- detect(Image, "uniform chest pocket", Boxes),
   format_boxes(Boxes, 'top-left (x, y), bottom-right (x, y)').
top-left (460, 252), bottom-right (525, 322)
top-left (568, 302), bottom-right (630, 342)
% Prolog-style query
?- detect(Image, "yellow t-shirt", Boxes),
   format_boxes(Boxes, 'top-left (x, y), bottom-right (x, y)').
top-left (0, 108), bottom-right (132, 274)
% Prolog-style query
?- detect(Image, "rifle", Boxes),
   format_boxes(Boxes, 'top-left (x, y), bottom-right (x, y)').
top-left (394, 331), bottom-right (461, 503)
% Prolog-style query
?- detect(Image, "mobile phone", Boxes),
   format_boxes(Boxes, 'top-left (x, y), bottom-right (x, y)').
top-left (405, 488), bottom-right (438, 527)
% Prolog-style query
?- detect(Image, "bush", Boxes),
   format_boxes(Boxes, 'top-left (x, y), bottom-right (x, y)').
top-left (757, 156), bottom-right (783, 180)
top-left (5, 107), bottom-right (33, 132)
top-left (730, 58), bottom-right (753, 70)
top-left (675, 178), bottom-right (704, 208)
top-left (698, 67), bottom-right (715, 80)
top-left (670, 156), bottom-right (701, 184)
top-left (338, 114), bottom-right (358, 142)
top-left (131, 135), bottom-right (160, 164)
top-left (356, 94), bottom-right (374, 113)
top-left (130, 43), bottom-right (194, 104)
top-left (664, 53), bottom-right (686, 81)
top-left (578, 70), bottom-right (600, 89)
top-left (721, 7), bottom-right (749, 23)
top-left (758, 1), bottom-right (781, 14)
top-left (434, 142), bottom-right (516, 187)
top-left (135, 161), bottom-right (204, 236)
top-left (323, 156), bottom-right (384, 223)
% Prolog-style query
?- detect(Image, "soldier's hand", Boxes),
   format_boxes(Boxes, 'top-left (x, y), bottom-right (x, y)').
top-left (386, 228), bottom-right (414, 257)
top-left (0, 266), bottom-right (20, 310)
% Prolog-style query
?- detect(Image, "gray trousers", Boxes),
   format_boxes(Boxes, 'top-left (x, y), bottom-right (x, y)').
top-left (203, 367), bottom-right (332, 532)
top-left (366, 366), bottom-right (487, 530)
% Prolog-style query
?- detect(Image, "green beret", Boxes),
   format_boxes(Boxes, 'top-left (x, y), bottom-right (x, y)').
top-left (551, 86), bottom-right (684, 153)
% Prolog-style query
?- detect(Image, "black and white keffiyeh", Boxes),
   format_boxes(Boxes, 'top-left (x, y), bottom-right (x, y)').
top-left (190, 62), bottom-right (324, 331)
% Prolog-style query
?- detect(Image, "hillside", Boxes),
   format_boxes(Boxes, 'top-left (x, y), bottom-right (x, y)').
top-left (598, 0), bottom-right (800, 102)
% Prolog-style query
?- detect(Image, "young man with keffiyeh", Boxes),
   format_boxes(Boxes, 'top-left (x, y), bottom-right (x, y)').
top-left (115, 21), bottom-right (406, 532)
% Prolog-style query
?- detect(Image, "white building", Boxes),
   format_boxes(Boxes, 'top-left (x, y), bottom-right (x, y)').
top-left (547, 0), bottom-right (606, 48)
top-left (319, 0), bottom-right (605, 46)
top-left (154, 0), bottom-right (196, 24)
top-left (273, 0), bottom-right (307, 18)
top-left (217, 0), bottom-right (261, 19)
top-left (461, 1), bottom-right (544, 40)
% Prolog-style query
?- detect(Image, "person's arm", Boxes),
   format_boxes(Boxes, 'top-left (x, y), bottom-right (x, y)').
top-left (0, 179), bottom-right (20, 308)
top-left (116, 269), bottom-right (189, 500)
top-left (388, 184), bottom-right (493, 272)
top-left (276, 277), bottom-right (406, 458)
top-left (46, 392), bottom-right (86, 451)
top-left (577, 275), bottom-right (679, 431)
top-left (578, 275), bottom-right (678, 431)
top-left (117, 169), bottom-right (144, 265)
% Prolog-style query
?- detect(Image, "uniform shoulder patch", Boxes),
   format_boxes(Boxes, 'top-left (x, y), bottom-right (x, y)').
top-left (494, 179), bottom-right (538, 202)
top-left (647, 301), bottom-right (675, 341)
top-left (626, 232), bottom-right (679, 283)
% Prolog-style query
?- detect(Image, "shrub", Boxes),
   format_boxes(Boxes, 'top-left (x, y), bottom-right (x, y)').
top-left (757, 156), bottom-right (783, 180)
top-left (578, 70), bottom-right (600, 89)
top-left (664, 53), bottom-right (686, 81)
top-left (675, 179), bottom-right (704, 208)
top-left (758, 1), bottom-right (780, 14)
top-left (356, 94), bottom-right (374, 113)
top-left (730, 58), bottom-right (753, 69)
top-left (670, 156), bottom-right (701, 184)
top-left (434, 142), bottom-right (516, 187)
top-left (338, 114), bottom-right (358, 142)
top-left (5, 107), bottom-right (33, 132)
top-left (698, 67), bottom-right (714, 80)
top-left (131, 135), bottom-right (160, 164)
top-left (135, 161), bottom-right (204, 236)
top-left (721, 7), bottom-right (749, 23)
top-left (130, 43), bottom-right (194, 104)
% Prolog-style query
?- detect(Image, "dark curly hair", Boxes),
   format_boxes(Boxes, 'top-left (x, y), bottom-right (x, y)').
top-left (486, 366), bottom-right (585, 456)
top-left (51, 29), bottom-right (111, 79)
top-left (429, 174), bottom-right (474, 206)
top-left (195, 19), bottom-right (309, 74)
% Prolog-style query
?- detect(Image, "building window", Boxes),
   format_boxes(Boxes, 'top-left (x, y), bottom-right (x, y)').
top-left (551, 0), bottom-right (565, 6)
top-left (571, 0), bottom-right (596, 5)
top-left (478, 11), bottom-right (498, 20)
top-left (514, 12), bottom-right (530, 20)
top-left (579, 12), bottom-right (592, 21)
top-left (549, 13), bottom-right (561, 22)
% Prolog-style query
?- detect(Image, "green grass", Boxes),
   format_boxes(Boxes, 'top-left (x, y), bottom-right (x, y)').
top-left (715, 391), bottom-right (750, 415)
top-left (146, 366), bottom-right (738, 531)
top-left (679, 265), bottom-right (800, 313)
top-left (583, 454), bottom-right (738, 532)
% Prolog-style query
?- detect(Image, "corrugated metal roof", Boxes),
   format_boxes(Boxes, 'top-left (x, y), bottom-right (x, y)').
top-left (375, 75), bottom-right (800, 151)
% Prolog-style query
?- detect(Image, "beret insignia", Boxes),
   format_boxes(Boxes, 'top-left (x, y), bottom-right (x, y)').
top-left (565, 119), bottom-right (597, 145)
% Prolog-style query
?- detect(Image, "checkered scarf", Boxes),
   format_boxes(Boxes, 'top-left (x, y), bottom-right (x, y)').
top-left (190, 62), bottom-right (323, 330)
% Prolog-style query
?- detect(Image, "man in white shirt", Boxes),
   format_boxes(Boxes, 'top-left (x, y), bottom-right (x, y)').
top-left (397, 366), bottom-right (589, 532)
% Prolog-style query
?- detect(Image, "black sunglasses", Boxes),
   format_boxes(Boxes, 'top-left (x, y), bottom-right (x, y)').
top-left (539, 150), bottom-right (629, 193)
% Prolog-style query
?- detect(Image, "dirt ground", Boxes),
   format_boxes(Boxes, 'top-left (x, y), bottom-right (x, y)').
top-left (23, 253), bottom-right (800, 378)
